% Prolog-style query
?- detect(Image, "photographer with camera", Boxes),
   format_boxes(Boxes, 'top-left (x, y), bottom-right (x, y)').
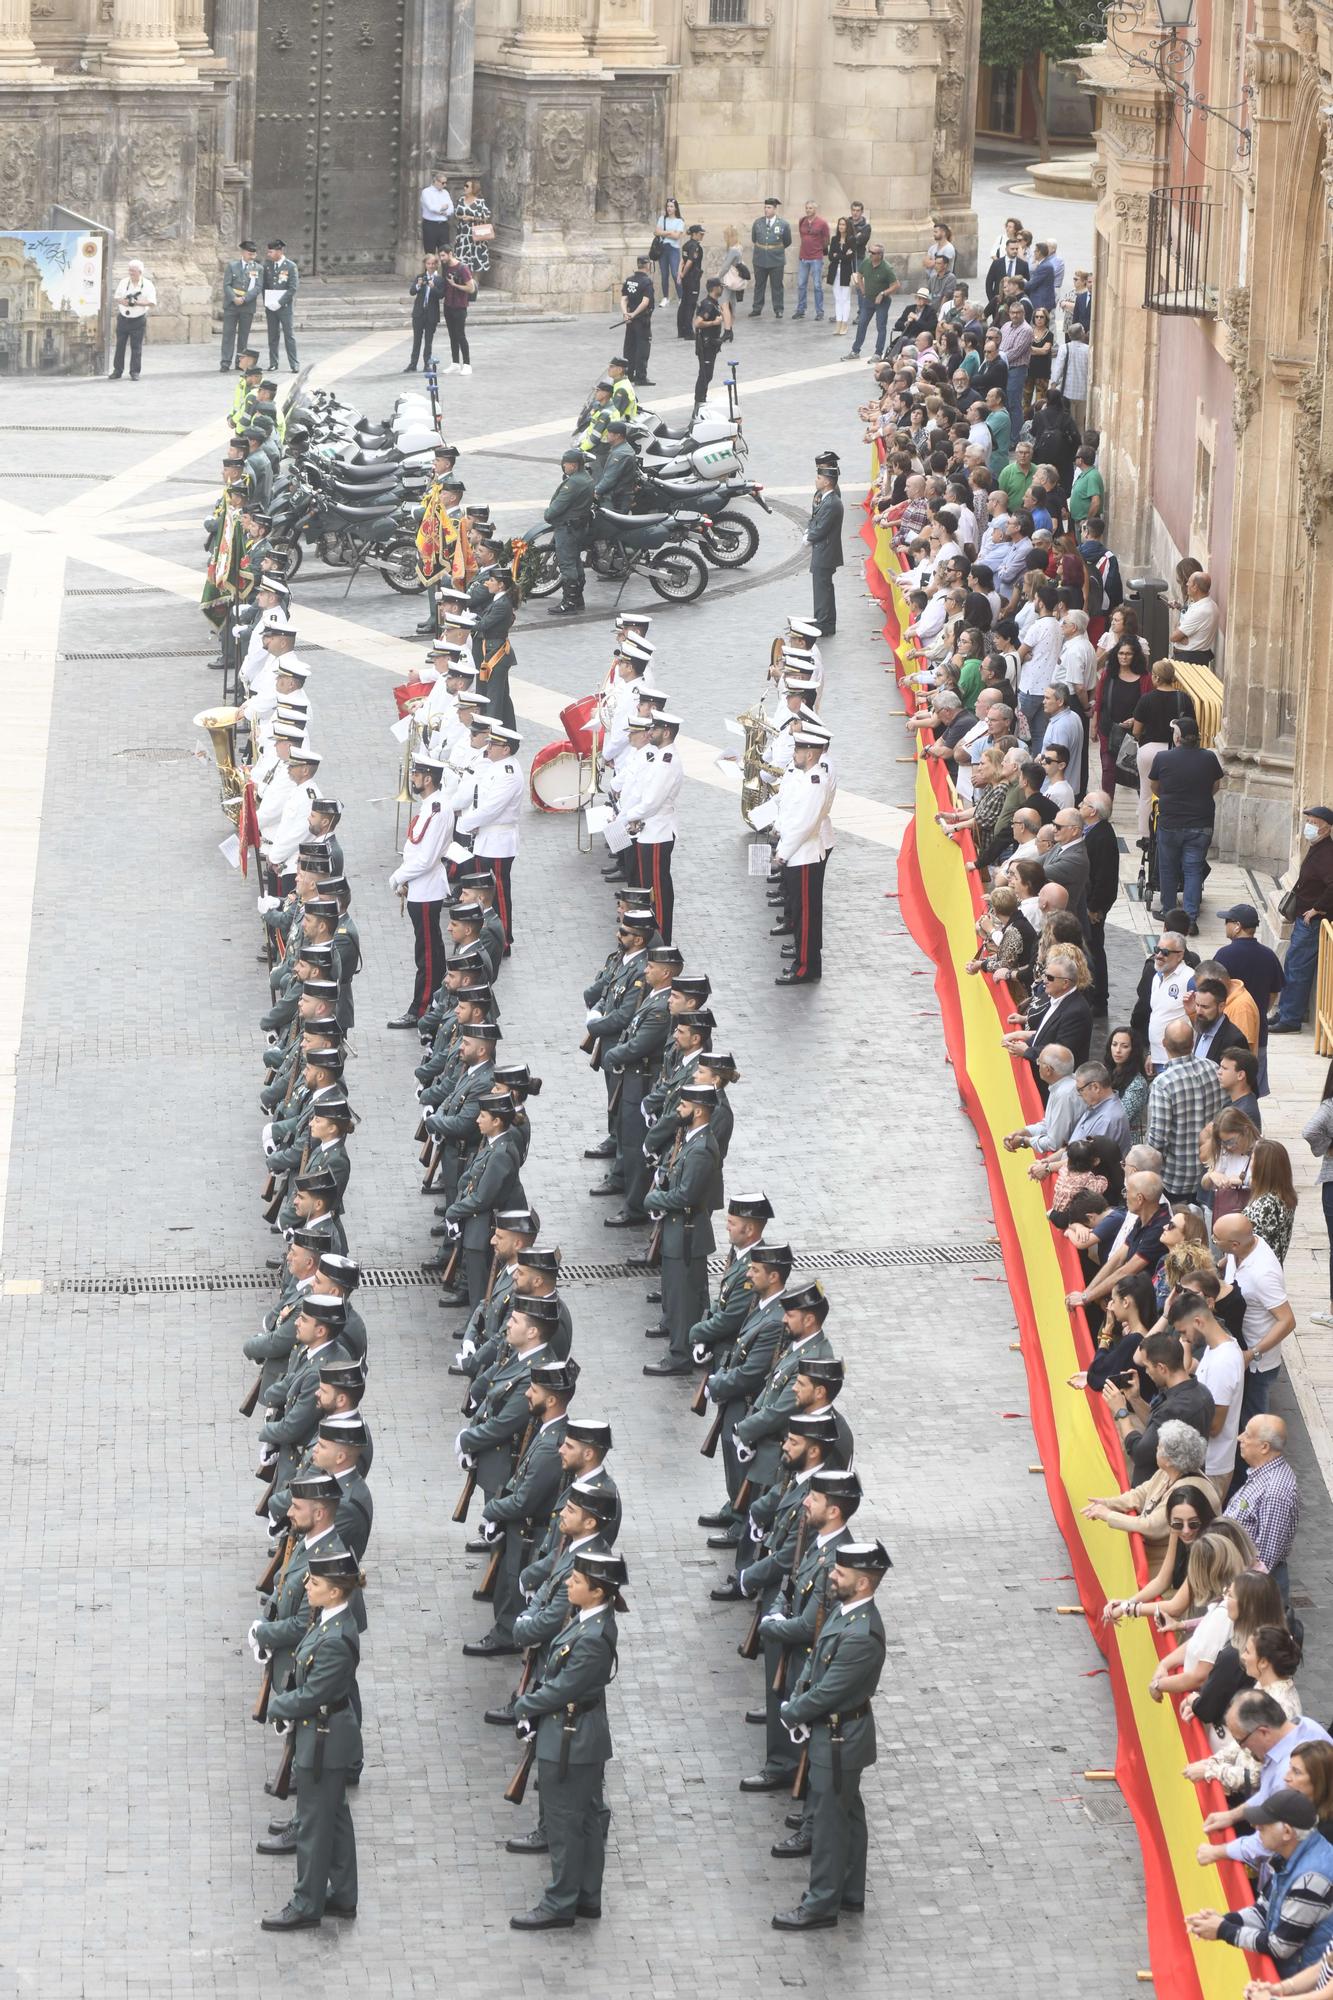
top-left (110, 259), bottom-right (157, 381)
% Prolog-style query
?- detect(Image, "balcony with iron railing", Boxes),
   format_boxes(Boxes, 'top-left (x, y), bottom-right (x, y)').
top-left (1144, 184), bottom-right (1219, 316)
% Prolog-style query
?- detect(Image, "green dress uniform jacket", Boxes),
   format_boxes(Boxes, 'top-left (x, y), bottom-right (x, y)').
top-left (690, 1245), bottom-right (756, 1355)
top-left (544, 467), bottom-right (595, 583)
top-left (460, 1341), bottom-right (549, 1496)
top-left (259, 1338), bottom-right (353, 1495)
top-left (708, 1291), bottom-right (788, 1503)
top-left (649, 1126), bottom-right (721, 1365)
top-left (780, 1596), bottom-right (887, 1921)
top-left (515, 1605), bottom-right (617, 1764)
top-left (254, 1530), bottom-right (314, 1692)
top-left (593, 441), bottom-right (639, 512)
top-left (268, 1604), bottom-right (361, 1922)
top-left (605, 984), bottom-right (671, 1215)
top-left (760, 1527), bottom-right (851, 1652)
top-left (734, 1329), bottom-right (833, 1489)
top-left (482, 1415), bottom-right (568, 1642)
top-left (524, 1465), bottom-right (621, 1583)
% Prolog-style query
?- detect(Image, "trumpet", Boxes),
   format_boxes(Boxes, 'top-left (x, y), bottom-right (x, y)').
top-left (194, 706), bottom-right (246, 826)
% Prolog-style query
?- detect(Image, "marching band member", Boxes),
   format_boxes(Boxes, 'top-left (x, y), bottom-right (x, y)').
top-left (633, 712), bottom-right (685, 945)
top-left (456, 724), bottom-right (525, 946)
top-left (387, 752), bottom-right (454, 1030)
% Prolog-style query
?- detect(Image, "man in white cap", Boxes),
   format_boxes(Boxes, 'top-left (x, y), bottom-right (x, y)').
top-left (773, 728), bottom-right (834, 985)
top-left (457, 725), bottom-right (525, 947)
top-left (632, 712), bottom-right (685, 944)
top-left (110, 258), bottom-right (156, 379)
top-left (264, 743), bottom-right (324, 892)
top-left (387, 752), bottom-right (454, 1029)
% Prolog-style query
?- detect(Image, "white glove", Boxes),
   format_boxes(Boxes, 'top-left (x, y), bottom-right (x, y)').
top-left (692, 1342), bottom-right (709, 1365)
top-left (272, 1717), bottom-right (292, 1737)
top-left (262, 1122), bottom-right (276, 1156)
top-left (453, 1429), bottom-right (467, 1461)
top-left (515, 1717), bottom-right (535, 1742)
top-left (734, 1439), bottom-right (755, 1465)
top-left (459, 1451), bottom-right (476, 1471)
top-left (248, 1621), bottom-right (270, 1665)
top-left (479, 1516), bottom-right (503, 1544)
top-left (267, 1516), bottom-right (286, 1542)
top-left (258, 1446), bottom-right (278, 1468)
top-left (461, 1337), bottom-right (477, 1358)
top-left (747, 1513), bottom-right (762, 1541)
top-left (738, 1568), bottom-right (755, 1598)
top-left (785, 1722), bottom-right (811, 1745)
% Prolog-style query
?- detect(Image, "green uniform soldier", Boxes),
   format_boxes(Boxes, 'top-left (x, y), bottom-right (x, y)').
top-left (455, 863), bottom-right (510, 977)
top-left (701, 1242), bottom-right (793, 1552)
top-left (472, 1356), bottom-right (577, 1650)
top-left (729, 1278), bottom-right (833, 1544)
top-left (257, 1294), bottom-right (352, 1510)
top-left (244, 1230), bottom-right (323, 1393)
top-left (602, 942), bottom-right (677, 1226)
top-left (746, 1468), bottom-right (861, 1795)
top-left (510, 1543), bottom-right (627, 1929)
top-left (250, 1465), bottom-right (342, 1857)
top-left (309, 1408), bottom-right (374, 1564)
top-left (261, 1539), bottom-right (364, 1932)
top-left (772, 1537), bottom-right (891, 1930)
top-left (441, 1090), bottom-right (526, 1306)
top-left (456, 1300), bottom-right (552, 1523)
top-left (584, 914), bottom-right (655, 1196)
top-left (309, 1252), bottom-right (367, 1366)
top-left (685, 1190), bottom-right (771, 1377)
top-left (642, 1082), bottom-right (722, 1377)
top-left (544, 446), bottom-right (595, 616)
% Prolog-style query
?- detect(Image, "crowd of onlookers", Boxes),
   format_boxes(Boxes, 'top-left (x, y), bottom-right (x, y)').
top-left (865, 270), bottom-right (1333, 1985)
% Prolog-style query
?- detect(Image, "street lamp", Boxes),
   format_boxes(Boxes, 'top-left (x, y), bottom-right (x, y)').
top-left (1154, 0), bottom-right (1194, 26)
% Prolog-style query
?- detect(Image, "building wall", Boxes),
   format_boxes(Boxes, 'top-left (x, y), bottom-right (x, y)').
top-left (1149, 315), bottom-right (1234, 625)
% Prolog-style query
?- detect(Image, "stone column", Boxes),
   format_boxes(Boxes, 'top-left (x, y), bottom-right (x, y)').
top-left (588, 0), bottom-right (662, 65)
top-left (0, 0), bottom-right (51, 76)
top-left (1212, 43), bottom-right (1304, 866)
top-left (104, 0), bottom-right (184, 73)
top-left (447, 0), bottom-right (476, 159)
top-left (927, 0), bottom-right (982, 273)
top-left (174, 0), bottom-right (213, 63)
top-left (501, 0), bottom-right (596, 69)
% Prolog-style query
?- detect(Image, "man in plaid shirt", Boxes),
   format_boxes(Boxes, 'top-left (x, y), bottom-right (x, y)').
top-left (1224, 1414), bottom-right (1300, 1599)
top-left (1145, 1017), bottom-right (1226, 1201)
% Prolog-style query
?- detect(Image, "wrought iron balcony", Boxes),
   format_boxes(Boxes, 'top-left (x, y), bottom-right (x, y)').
top-left (1144, 185), bottom-right (1218, 316)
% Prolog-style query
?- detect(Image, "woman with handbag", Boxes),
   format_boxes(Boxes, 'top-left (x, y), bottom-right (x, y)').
top-left (716, 226), bottom-right (747, 327)
top-left (654, 198), bottom-right (686, 301)
top-left (453, 179), bottom-right (493, 280)
top-left (1096, 633), bottom-right (1152, 797)
top-left (826, 218), bottom-right (856, 337)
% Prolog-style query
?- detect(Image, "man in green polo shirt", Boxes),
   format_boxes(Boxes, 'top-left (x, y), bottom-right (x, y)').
top-left (998, 437), bottom-right (1035, 513)
top-left (846, 244), bottom-right (899, 360)
top-left (984, 388), bottom-right (1012, 476)
top-left (1069, 446), bottom-right (1105, 526)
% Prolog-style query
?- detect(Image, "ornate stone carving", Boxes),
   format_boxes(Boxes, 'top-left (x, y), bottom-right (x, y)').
top-left (1109, 105), bottom-right (1159, 157)
top-left (682, 3), bottom-right (772, 64)
top-left (1221, 284), bottom-right (1260, 439)
top-left (272, 21), bottom-right (292, 48)
top-left (128, 123), bottom-right (184, 239)
top-left (932, 0), bottom-right (968, 200)
top-left (59, 132), bottom-right (104, 209)
top-left (1112, 189), bottom-right (1149, 247)
top-left (1295, 364), bottom-right (1333, 540)
top-left (597, 96), bottom-right (649, 219)
top-left (357, 18), bottom-right (373, 44)
top-left (895, 22), bottom-right (919, 48)
top-left (1290, 0), bottom-right (1317, 61)
top-left (538, 105), bottom-right (590, 193)
top-left (0, 125), bottom-right (40, 216)
top-left (488, 98), bottom-right (527, 226)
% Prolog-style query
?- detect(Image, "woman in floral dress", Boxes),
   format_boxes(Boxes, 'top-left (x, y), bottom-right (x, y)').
top-left (453, 178), bottom-right (492, 281)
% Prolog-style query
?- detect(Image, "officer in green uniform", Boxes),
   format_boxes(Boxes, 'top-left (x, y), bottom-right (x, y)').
top-left (244, 1229), bottom-right (323, 1394)
top-left (584, 912), bottom-right (654, 1198)
top-left (441, 1090), bottom-right (526, 1306)
top-left (772, 1537), bottom-right (891, 1930)
top-left (310, 1252), bottom-right (367, 1365)
top-left (310, 1410), bottom-right (374, 1561)
top-left (456, 1300), bottom-right (552, 1534)
top-left (686, 1190), bottom-right (771, 1376)
top-left (261, 1539), bottom-right (363, 1931)
top-left (643, 1082), bottom-right (722, 1377)
top-left (602, 941), bottom-right (677, 1226)
top-left (456, 863), bottom-right (510, 975)
top-left (250, 1466), bottom-right (341, 1857)
top-left (729, 1277), bottom-right (833, 1549)
top-left (701, 1242), bottom-right (793, 1557)
top-left (258, 1295), bottom-right (353, 1507)
top-left (544, 447), bottom-right (596, 617)
top-left (593, 417), bottom-right (639, 512)
top-left (606, 356), bottom-right (639, 420)
top-left (744, 1468), bottom-right (861, 1795)
top-left (510, 1543), bottom-right (627, 1929)
top-left (473, 1356), bottom-right (577, 1651)
top-left (582, 899), bottom-right (658, 1162)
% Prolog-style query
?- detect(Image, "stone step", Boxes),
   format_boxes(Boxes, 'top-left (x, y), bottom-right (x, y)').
top-left (212, 284), bottom-right (572, 335)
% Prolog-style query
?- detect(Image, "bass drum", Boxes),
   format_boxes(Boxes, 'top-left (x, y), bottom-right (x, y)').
top-left (530, 737), bottom-right (594, 814)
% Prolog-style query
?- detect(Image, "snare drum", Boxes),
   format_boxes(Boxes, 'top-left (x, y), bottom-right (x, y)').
top-left (529, 737), bottom-right (594, 814)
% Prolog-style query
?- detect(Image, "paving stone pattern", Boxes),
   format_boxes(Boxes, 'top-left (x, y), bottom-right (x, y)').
top-left (0, 313), bottom-right (1195, 1996)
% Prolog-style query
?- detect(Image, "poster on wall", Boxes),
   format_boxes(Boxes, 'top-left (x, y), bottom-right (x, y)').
top-left (0, 230), bottom-right (105, 376)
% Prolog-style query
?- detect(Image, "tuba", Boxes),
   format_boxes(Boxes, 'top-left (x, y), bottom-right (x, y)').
top-left (193, 706), bottom-right (245, 825)
top-left (737, 697), bottom-right (782, 830)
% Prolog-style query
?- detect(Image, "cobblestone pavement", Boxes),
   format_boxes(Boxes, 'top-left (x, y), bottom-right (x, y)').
top-left (0, 310), bottom-right (1307, 1996)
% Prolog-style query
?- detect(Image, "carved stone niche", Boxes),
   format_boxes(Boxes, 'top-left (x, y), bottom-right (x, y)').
top-left (597, 87), bottom-right (665, 224)
top-left (682, 2), bottom-right (772, 65)
top-left (1221, 283), bottom-right (1261, 440)
top-left (128, 121), bottom-right (188, 243)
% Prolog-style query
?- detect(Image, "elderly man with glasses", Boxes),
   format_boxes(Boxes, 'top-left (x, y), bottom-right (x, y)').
top-left (1130, 931), bottom-right (1193, 1070)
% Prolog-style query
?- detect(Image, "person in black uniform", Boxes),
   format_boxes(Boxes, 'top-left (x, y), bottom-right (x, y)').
top-left (474, 572), bottom-right (518, 733)
top-left (619, 256), bottom-right (655, 387)
top-left (692, 278), bottom-right (726, 413)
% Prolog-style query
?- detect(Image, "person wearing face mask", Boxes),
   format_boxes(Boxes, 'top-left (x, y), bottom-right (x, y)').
top-left (1271, 809), bottom-right (1333, 1033)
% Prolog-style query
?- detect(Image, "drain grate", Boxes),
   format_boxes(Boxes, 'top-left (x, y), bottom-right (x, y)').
top-left (115, 747), bottom-right (198, 762)
top-left (1082, 1792), bottom-right (1133, 1827)
top-left (0, 424), bottom-right (191, 438)
top-left (65, 586), bottom-right (166, 598)
top-left (31, 1241), bottom-right (1003, 1299)
top-left (62, 649), bottom-right (219, 662)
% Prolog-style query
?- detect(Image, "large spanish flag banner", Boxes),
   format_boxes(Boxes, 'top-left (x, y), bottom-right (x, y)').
top-left (867, 491), bottom-right (1269, 1998)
